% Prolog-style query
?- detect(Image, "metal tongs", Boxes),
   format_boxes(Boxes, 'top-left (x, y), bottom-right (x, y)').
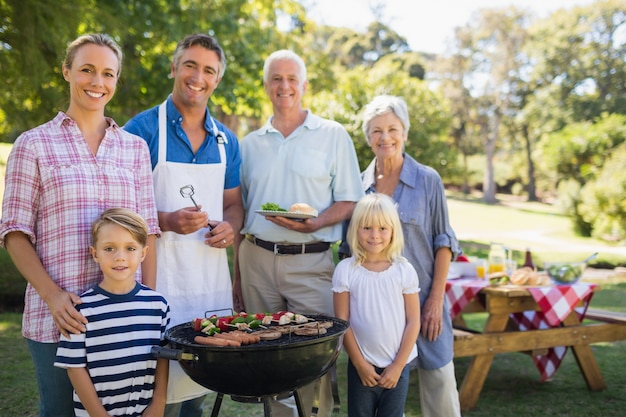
top-left (180, 184), bottom-right (212, 231)
top-left (179, 184), bottom-right (200, 210)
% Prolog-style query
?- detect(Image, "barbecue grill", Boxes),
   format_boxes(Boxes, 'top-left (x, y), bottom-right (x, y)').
top-left (152, 314), bottom-right (349, 417)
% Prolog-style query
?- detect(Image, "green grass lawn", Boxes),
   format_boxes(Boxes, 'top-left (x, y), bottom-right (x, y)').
top-left (0, 313), bottom-right (38, 417)
top-left (3, 271), bottom-right (625, 417)
top-left (446, 193), bottom-right (626, 267)
top-left (1, 142), bottom-right (625, 416)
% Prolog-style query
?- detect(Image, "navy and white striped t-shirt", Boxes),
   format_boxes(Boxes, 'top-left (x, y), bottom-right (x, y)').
top-left (55, 283), bottom-right (170, 417)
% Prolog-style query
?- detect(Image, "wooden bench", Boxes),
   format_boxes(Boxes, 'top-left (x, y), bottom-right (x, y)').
top-left (453, 309), bottom-right (626, 359)
top-left (453, 328), bottom-right (477, 339)
top-left (585, 308), bottom-right (626, 325)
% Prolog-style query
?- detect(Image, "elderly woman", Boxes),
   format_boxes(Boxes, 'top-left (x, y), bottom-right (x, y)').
top-left (341, 95), bottom-right (462, 417)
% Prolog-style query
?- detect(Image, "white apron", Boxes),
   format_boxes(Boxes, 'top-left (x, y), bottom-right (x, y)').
top-left (154, 101), bottom-right (233, 403)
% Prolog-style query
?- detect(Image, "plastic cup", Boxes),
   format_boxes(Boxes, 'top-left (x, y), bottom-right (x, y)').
top-left (506, 260), bottom-right (517, 275)
top-left (475, 260), bottom-right (487, 279)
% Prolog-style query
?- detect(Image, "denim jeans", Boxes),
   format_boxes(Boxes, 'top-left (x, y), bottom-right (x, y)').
top-left (26, 338), bottom-right (75, 417)
top-left (347, 359), bottom-right (410, 417)
top-left (163, 395), bottom-right (207, 417)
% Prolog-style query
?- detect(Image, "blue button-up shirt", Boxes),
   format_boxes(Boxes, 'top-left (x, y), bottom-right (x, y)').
top-left (124, 95), bottom-right (241, 190)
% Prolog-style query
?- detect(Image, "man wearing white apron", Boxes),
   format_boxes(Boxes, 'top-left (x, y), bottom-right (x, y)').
top-left (124, 34), bottom-right (243, 417)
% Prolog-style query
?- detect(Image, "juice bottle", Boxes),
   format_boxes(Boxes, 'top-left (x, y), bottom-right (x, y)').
top-left (488, 243), bottom-right (506, 274)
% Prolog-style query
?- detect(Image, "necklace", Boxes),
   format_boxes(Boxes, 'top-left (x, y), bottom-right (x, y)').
top-left (375, 162), bottom-right (384, 179)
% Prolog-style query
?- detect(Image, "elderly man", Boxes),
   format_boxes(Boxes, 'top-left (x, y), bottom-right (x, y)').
top-left (235, 49), bottom-right (364, 417)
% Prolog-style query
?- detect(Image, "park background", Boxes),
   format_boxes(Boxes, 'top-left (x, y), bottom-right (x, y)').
top-left (2, 0), bottom-right (626, 244)
top-left (1, 0), bottom-right (625, 415)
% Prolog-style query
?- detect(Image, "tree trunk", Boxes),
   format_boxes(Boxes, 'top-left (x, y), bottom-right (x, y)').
top-left (462, 152), bottom-right (470, 195)
top-left (482, 117), bottom-right (498, 204)
top-left (452, 124), bottom-right (470, 195)
top-left (522, 124), bottom-right (538, 201)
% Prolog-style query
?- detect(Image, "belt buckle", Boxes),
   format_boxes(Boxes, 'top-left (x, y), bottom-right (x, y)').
top-left (273, 243), bottom-right (282, 256)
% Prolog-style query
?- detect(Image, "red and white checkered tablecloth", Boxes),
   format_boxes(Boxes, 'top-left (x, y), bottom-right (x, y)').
top-left (445, 278), bottom-right (488, 319)
top-left (446, 279), bottom-right (597, 381)
top-left (511, 283), bottom-right (596, 381)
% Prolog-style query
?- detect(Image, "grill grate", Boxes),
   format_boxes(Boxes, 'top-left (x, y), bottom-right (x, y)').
top-left (167, 314), bottom-right (348, 348)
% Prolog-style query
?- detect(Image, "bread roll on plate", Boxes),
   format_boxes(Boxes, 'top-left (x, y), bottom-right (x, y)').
top-left (288, 203), bottom-right (318, 217)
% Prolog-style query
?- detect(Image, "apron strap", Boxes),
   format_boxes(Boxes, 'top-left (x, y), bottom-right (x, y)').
top-left (159, 99), bottom-right (227, 167)
top-left (209, 114), bottom-right (227, 168)
top-left (157, 100), bottom-right (168, 164)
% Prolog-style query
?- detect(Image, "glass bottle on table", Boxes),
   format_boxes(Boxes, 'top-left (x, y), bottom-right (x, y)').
top-left (488, 243), bottom-right (506, 274)
top-left (522, 248), bottom-right (535, 269)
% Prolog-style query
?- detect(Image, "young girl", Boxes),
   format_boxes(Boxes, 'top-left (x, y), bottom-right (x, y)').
top-left (55, 208), bottom-right (170, 417)
top-left (332, 193), bottom-right (421, 417)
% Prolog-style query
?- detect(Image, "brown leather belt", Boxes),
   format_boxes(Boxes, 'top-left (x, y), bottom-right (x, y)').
top-left (245, 234), bottom-right (331, 255)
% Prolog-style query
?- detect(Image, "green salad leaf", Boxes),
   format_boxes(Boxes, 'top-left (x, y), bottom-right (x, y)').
top-left (261, 202), bottom-right (287, 211)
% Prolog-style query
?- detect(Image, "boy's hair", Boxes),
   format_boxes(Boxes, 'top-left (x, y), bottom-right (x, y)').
top-left (347, 193), bottom-right (405, 265)
top-left (172, 33), bottom-right (226, 79)
top-left (91, 208), bottom-right (149, 247)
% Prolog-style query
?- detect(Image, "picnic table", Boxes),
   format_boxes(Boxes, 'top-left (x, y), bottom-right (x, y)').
top-left (446, 277), bottom-right (626, 412)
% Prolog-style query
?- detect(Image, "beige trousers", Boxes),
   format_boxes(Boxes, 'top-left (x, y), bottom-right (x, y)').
top-left (239, 238), bottom-right (336, 417)
top-left (416, 361), bottom-right (462, 417)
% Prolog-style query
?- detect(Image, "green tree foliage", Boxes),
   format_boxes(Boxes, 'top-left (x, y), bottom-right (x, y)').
top-left (86, 0), bottom-right (185, 121)
top-left (0, 0), bottom-right (86, 139)
top-left (2, 0), bottom-right (624, 242)
top-left (314, 22), bottom-right (411, 69)
top-left (0, 0), bottom-right (305, 139)
top-left (526, 0), bottom-right (626, 125)
top-left (579, 143), bottom-right (626, 241)
top-left (361, 21), bottom-right (411, 65)
top-left (438, 6), bottom-right (532, 203)
top-left (85, 0), bottom-right (307, 125)
top-left (540, 113), bottom-right (626, 236)
top-left (541, 114), bottom-right (626, 185)
top-left (309, 58), bottom-right (456, 178)
top-left (525, 0), bottom-right (626, 239)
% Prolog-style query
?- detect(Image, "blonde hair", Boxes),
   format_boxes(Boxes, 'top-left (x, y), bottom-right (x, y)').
top-left (63, 33), bottom-right (123, 77)
top-left (91, 208), bottom-right (148, 247)
top-left (347, 193), bottom-right (404, 265)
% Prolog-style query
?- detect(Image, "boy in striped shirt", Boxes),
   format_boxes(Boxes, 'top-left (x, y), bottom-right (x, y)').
top-left (55, 208), bottom-right (170, 417)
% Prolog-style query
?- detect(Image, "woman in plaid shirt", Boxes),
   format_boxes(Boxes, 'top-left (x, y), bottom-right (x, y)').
top-left (0, 34), bottom-right (160, 417)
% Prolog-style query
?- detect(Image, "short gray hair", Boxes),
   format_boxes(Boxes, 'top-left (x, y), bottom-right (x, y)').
top-left (362, 95), bottom-right (411, 139)
top-left (263, 50), bottom-right (307, 84)
top-left (172, 33), bottom-right (226, 79)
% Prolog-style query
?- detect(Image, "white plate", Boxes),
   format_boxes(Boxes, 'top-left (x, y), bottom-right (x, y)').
top-left (446, 272), bottom-right (462, 280)
top-left (449, 261), bottom-right (478, 278)
top-left (256, 210), bottom-right (316, 219)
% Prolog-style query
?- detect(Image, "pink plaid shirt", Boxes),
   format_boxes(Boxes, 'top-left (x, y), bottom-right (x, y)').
top-left (0, 112), bottom-right (160, 343)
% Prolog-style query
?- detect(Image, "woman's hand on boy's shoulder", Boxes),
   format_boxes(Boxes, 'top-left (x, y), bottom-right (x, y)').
top-left (48, 289), bottom-right (87, 337)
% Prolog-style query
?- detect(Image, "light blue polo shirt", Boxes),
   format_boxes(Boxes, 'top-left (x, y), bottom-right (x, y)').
top-left (240, 111), bottom-right (364, 243)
